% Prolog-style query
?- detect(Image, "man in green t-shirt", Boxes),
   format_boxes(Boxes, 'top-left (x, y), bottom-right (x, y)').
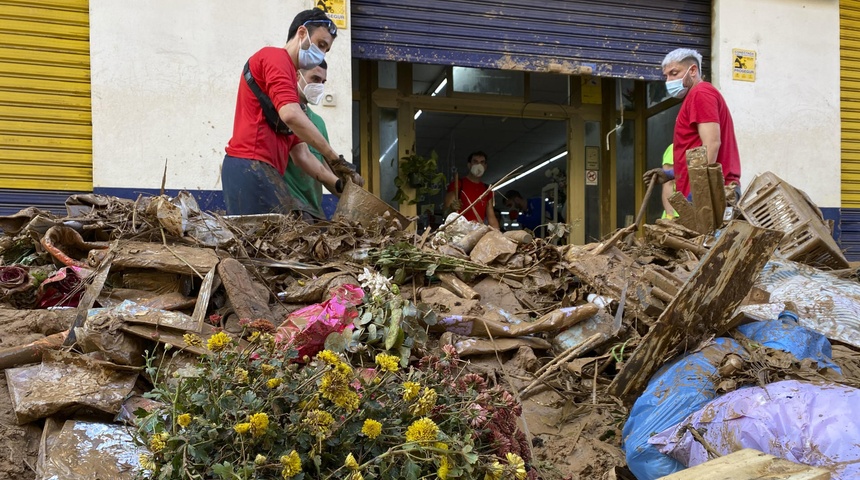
top-left (284, 61), bottom-right (330, 221)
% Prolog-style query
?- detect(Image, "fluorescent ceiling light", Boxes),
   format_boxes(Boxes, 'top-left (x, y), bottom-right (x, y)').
top-left (493, 151), bottom-right (567, 191)
top-left (414, 110), bottom-right (423, 120)
top-left (414, 78), bottom-right (447, 122)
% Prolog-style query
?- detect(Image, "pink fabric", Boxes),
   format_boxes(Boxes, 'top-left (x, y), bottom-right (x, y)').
top-left (275, 284), bottom-right (365, 360)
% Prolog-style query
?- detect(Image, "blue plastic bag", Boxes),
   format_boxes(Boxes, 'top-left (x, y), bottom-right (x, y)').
top-left (622, 338), bottom-right (747, 480)
top-left (737, 318), bottom-right (842, 373)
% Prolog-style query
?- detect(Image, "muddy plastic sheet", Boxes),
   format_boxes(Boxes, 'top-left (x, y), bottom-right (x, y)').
top-left (109, 299), bottom-right (201, 332)
top-left (650, 380), bottom-right (860, 480)
top-left (441, 332), bottom-right (551, 356)
top-left (739, 258), bottom-right (860, 348)
top-left (470, 229), bottom-right (517, 265)
top-left (434, 303), bottom-right (599, 338)
top-left (37, 417), bottom-right (145, 480)
top-left (75, 307), bottom-right (148, 366)
top-left (6, 350), bottom-right (138, 424)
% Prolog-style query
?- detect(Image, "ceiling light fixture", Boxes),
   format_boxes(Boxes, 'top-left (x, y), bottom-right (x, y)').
top-left (413, 78), bottom-right (448, 121)
top-left (492, 150), bottom-right (568, 191)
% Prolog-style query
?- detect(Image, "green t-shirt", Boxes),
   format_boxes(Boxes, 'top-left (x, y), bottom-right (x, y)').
top-left (284, 106), bottom-right (329, 219)
top-left (661, 144), bottom-right (679, 219)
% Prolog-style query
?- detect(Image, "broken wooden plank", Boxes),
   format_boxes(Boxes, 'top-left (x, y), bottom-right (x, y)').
top-left (218, 258), bottom-right (275, 323)
top-left (104, 240), bottom-right (219, 277)
top-left (190, 267), bottom-right (217, 333)
top-left (668, 191), bottom-right (700, 232)
top-left (608, 221), bottom-right (783, 405)
top-left (63, 249), bottom-right (114, 346)
top-left (657, 448), bottom-right (830, 480)
top-left (708, 164), bottom-right (727, 229)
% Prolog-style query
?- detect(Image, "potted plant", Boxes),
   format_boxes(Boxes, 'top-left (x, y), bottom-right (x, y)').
top-left (391, 150), bottom-right (447, 205)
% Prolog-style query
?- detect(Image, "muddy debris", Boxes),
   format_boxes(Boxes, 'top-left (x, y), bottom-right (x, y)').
top-left (0, 174), bottom-right (856, 479)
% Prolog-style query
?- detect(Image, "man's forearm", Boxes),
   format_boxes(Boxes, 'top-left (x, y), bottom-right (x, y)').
top-left (280, 104), bottom-right (338, 160)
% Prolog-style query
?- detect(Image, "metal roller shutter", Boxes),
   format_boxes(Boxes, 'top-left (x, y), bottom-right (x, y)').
top-left (0, 0), bottom-right (91, 207)
top-left (352, 0), bottom-right (710, 80)
top-left (841, 0), bottom-right (860, 257)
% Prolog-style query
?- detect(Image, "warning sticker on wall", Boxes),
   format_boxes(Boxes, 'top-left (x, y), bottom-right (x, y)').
top-left (732, 49), bottom-right (756, 82)
top-left (316, 0), bottom-right (347, 29)
top-left (585, 170), bottom-right (599, 186)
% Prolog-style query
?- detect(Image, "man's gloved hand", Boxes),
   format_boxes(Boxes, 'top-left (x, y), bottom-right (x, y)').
top-left (643, 167), bottom-right (673, 185)
top-left (449, 198), bottom-right (462, 212)
top-left (328, 155), bottom-right (365, 188)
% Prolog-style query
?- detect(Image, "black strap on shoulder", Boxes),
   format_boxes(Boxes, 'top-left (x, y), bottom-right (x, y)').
top-left (243, 61), bottom-right (293, 136)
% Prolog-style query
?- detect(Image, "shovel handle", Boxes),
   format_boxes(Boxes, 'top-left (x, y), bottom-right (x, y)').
top-left (634, 175), bottom-right (658, 228)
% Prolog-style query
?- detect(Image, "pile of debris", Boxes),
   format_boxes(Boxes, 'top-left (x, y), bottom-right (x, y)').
top-left (0, 171), bottom-right (857, 479)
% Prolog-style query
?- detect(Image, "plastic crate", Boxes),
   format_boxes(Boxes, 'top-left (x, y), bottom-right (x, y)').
top-left (739, 173), bottom-right (848, 269)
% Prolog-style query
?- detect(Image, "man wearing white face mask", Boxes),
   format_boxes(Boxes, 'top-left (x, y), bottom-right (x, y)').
top-left (222, 9), bottom-right (363, 216)
top-left (444, 151), bottom-right (500, 228)
top-left (643, 48), bottom-right (741, 202)
top-left (283, 61), bottom-right (329, 221)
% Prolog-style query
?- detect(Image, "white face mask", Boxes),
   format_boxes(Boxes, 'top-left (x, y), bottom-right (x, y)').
top-left (299, 73), bottom-right (325, 105)
top-left (470, 164), bottom-right (485, 178)
top-left (298, 33), bottom-right (326, 70)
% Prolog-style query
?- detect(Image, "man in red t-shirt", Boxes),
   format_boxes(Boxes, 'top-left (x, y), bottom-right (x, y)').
top-left (222, 8), bottom-right (363, 215)
top-left (644, 48), bottom-right (741, 201)
top-left (443, 151), bottom-right (500, 228)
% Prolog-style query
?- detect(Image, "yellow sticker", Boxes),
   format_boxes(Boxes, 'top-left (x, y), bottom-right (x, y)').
top-left (732, 49), bottom-right (756, 82)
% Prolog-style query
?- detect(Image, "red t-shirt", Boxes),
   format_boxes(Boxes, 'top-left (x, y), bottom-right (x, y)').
top-left (225, 47), bottom-right (303, 175)
top-left (447, 177), bottom-right (491, 223)
top-left (673, 82), bottom-right (741, 197)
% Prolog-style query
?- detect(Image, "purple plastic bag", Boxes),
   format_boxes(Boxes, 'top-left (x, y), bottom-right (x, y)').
top-left (650, 380), bottom-right (860, 479)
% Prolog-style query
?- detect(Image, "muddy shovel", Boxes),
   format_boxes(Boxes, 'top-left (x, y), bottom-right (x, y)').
top-left (624, 175), bottom-right (658, 246)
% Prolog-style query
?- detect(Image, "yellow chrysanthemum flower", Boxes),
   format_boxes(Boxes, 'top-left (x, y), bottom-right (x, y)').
top-left (148, 432), bottom-right (169, 453)
top-left (484, 461), bottom-right (503, 480)
top-left (280, 450), bottom-right (302, 478)
top-left (182, 333), bottom-right (202, 347)
top-left (333, 389), bottom-right (360, 412)
top-left (317, 350), bottom-right (341, 365)
top-left (267, 377), bottom-right (283, 389)
top-left (374, 353), bottom-right (400, 372)
top-left (206, 331), bottom-right (232, 352)
top-left (249, 412), bottom-right (269, 437)
top-left (176, 413), bottom-right (192, 428)
top-left (404, 417), bottom-right (438, 444)
top-left (254, 454), bottom-right (267, 465)
top-left (260, 364), bottom-right (276, 375)
top-left (234, 422), bottom-right (251, 435)
top-left (402, 381), bottom-right (421, 402)
top-left (234, 367), bottom-right (249, 384)
top-left (344, 453), bottom-right (359, 470)
top-left (303, 409), bottom-right (335, 438)
top-left (410, 388), bottom-right (438, 416)
top-left (138, 452), bottom-right (157, 471)
top-left (506, 452), bottom-right (527, 480)
top-left (437, 457), bottom-right (450, 480)
top-left (361, 419), bottom-right (382, 439)
top-left (248, 331), bottom-right (261, 342)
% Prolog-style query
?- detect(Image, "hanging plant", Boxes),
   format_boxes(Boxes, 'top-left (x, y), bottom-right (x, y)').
top-left (391, 150), bottom-right (447, 205)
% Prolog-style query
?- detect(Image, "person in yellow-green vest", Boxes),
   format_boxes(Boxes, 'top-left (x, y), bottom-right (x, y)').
top-left (284, 60), bottom-right (330, 221)
top-left (660, 144), bottom-right (679, 219)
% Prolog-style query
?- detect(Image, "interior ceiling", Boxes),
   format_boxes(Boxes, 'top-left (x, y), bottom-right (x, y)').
top-left (415, 112), bottom-right (567, 202)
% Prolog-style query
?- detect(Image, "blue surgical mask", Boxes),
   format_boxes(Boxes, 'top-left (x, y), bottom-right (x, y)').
top-left (665, 66), bottom-right (692, 98)
top-left (298, 34), bottom-right (325, 70)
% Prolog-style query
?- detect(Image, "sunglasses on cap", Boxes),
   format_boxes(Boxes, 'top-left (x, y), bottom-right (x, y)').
top-left (303, 19), bottom-right (337, 36)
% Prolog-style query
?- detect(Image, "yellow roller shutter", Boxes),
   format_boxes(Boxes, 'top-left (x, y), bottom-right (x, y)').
top-left (843, 0), bottom-right (860, 206)
top-left (0, 0), bottom-right (91, 192)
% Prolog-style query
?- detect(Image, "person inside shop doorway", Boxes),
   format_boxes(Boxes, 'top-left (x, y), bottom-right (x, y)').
top-left (444, 151), bottom-right (500, 228)
top-left (503, 190), bottom-right (541, 232)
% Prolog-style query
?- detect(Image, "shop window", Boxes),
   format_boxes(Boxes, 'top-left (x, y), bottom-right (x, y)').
top-left (647, 80), bottom-right (671, 108)
top-left (616, 79), bottom-right (636, 111)
top-left (413, 64), bottom-right (448, 96)
top-left (615, 120), bottom-right (635, 228)
top-left (378, 61), bottom-right (397, 89)
top-left (379, 108), bottom-right (399, 208)
top-left (529, 72), bottom-right (569, 105)
top-left (452, 67), bottom-right (523, 96)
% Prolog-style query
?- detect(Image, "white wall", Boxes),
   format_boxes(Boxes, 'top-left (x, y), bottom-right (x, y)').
top-left (713, 0), bottom-right (841, 208)
top-left (90, 0), bottom-right (353, 192)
